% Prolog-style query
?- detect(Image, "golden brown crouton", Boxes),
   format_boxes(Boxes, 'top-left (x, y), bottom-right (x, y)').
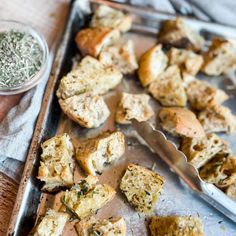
top-left (158, 17), bottom-right (205, 51)
top-left (201, 38), bottom-right (236, 76)
top-left (148, 65), bottom-right (187, 107)
top-left (90, 5), bottom-right (132, 33)
top-left (226, 184), bottom-right (236, 200)
top-left (116, 92), bottom-right (154, 124)
top-left (31, 209), bottom-right (69, 236)
top-left (186, 79), bottom-right (228, 110)
top-left (75, 216), bottom-right (126, 236)
top-left (138, 44), bottom-right (168, 86)
top-left (37, 134), bottom-right (74, 192)
top-left (181, 133), bottom-right (230, 169)
top-left (75, 27), bottom-right (120, 57)
top-left (159, 107), bottom-right (205, 138)
top-left (149, 215), bottom-right (204, 236)
top-left (200, 153), bottom-right (236, 188)
top-left (99, 39), bottom-right (138, 74)
top-left (120, 164), bottom-right (164, 213)
top-left (57, 56), bottom-right (122, 100)
top-left (62, 177), bottom-right (115, 220)
top-left (198, 105), bottom-right (236, 134)
top-left (59, 94), bottom-right (110, 128)
top-left (168, 47), bottom-right (203, 75)
top-left (76, 131), bottom-right (125, 175)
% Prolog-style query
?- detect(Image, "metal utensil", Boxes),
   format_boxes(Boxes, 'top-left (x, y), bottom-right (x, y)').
top-left (132, 119), bottom-right (236, 223)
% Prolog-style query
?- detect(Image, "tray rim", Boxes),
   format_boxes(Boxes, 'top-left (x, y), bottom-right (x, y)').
top-left (6, 0), bottom-right (236, 235)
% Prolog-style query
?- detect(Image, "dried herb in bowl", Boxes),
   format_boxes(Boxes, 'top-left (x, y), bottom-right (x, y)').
top-left (0, 30), bottom-right (43, 88)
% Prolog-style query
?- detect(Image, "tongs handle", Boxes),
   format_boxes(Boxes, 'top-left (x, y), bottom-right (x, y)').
top-left (200, 183), bottom-right (236, 223)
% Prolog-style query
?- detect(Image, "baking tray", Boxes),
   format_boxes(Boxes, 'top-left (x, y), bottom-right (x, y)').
top-left (7, 0), bottom-right (236, 235)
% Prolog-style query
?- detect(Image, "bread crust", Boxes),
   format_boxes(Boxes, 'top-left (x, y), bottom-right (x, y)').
top-left (159, 107), bottom-right (205, 138)
top-left (75, 27), bottom-right (120, 57)
top-left (138, 44), bottom-right (167, 86)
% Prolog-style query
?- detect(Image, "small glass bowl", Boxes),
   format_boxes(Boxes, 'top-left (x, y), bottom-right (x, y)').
top-left (0, 20), bottom-right (49, 95)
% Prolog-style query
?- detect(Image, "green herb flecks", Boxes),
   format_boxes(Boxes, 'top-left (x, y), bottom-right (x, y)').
top-left (0, 30), bottom-right (43, 88)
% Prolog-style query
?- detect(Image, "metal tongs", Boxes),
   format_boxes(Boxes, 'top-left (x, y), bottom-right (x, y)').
top-left (132, 119), bottom-right (236, 223)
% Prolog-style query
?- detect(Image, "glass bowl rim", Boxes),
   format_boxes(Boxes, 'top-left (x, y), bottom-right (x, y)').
top-left (0, 19), bottom-right (49, 95)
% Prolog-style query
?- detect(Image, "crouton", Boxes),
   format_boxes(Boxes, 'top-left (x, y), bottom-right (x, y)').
top-left (158, 17), bottom-right (205, 51)
top-left (198, 105), bottom-right (236, 134)
top-left (75, 27), bottom-right (120, 57)
top-left (148, 65), bottom-right (187, 107)
top-left (90, 5), bottom-right (132, 33)
top-left (181, 133), bottom-right (230, 168)
top-left (138, 44), bottom-right (168, 86)
top-left (37, 134), bottom-right (74, 192)
top-left (76, 131), bottom-right (125, 175)
top-left (159, 107), bottom-right (205, 138)
top-left (149, 215), bottom-right (204, 236)
top-left (120, 164), bottom-right (164, 213)
top-left (59, 94), bottom-right (110, 128)
top-left (116, 93), bottom-right (154, 124)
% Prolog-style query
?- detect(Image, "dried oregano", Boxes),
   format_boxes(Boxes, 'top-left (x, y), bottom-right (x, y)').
top-left (0, 30), bottom-right (43, 88)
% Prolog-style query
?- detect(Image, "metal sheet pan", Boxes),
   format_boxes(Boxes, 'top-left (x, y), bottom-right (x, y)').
top-left (7, 0), bottom-right (236, 235)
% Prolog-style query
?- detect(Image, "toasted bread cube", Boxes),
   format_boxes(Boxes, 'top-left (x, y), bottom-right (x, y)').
top-left (120, 164), bottom-right (164, 213)
top-left (62, 179), bottom-right (115, 219)
top-left (116, 93), bottom-right (154, 124)
top-left (182, 72), bottom-right (195, 88)
top-left (159, 107), bottom-right (205, 138)
top-left (158, 17), bottom-right (205, 51)
top-left (75, 216), bottom-right (126, 236)
top-left (149, 216), bottom-right (204, 236)
top-left (186, 79), bottom-right (228, 110)
top-left (59, 94), bottom-right (110, 128)
top-left (75, 27), bottom-right (120, 57)
top-left (198, 105), bottom-right (236, 134)
top-left (32, 209), bottom-right (69, 236)
top-left (99, 39), bottom-right (138, 74)
top-left (200, 153), bottom-right (236, 188)
top-left (181, 133), bottom-right (230, 169)
top-left (90, 5), bottom-right (132, 33)
top-left (76, 131), bottom-right (125, 175)
top-left (168, 48), bottom-right (203, 75)
top-left (138, 44), bottom-right (168, 87)
top-left (201, 38), bottom-right (236, 76)
top-left (57, 56), bottom-right (122, 100)
top-left (226, 184), bottom-right (236, 200)
top-left (148, 65), bottom-right (187, 107)
top-left (37, 134), bottom-right (74, 192)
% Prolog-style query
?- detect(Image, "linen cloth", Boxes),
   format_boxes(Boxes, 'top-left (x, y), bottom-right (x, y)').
top-left (1, 0), bottom-right (236, 183)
